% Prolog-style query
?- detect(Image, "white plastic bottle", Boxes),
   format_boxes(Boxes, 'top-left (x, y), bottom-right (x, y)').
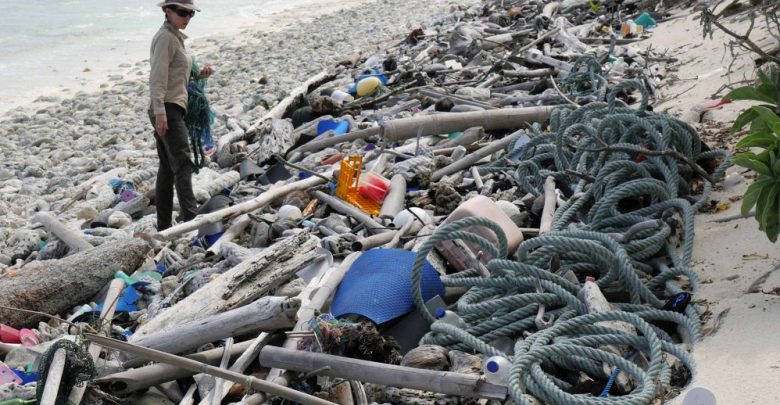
top-left (483, 356), bottom-right (512, 385)
top-left (434, 307), bottom-right (467, 329)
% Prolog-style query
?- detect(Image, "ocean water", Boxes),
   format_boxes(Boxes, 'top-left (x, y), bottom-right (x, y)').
top-left (0, 0), bottom-right (298, 114)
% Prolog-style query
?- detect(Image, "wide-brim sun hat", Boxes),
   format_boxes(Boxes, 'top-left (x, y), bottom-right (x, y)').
top-left (156, 0), bottom-right (200, 11)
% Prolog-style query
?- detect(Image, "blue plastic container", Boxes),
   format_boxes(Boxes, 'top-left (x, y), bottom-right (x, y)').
top-left (316, 119), bottom-right (350, 136)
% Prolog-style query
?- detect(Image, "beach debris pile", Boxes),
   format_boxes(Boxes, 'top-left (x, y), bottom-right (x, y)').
top-left (0, 0), bottom-right (730, 404)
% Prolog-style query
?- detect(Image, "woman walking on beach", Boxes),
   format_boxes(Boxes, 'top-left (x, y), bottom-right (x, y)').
top-left (149, 0), bottom-right (213, 230)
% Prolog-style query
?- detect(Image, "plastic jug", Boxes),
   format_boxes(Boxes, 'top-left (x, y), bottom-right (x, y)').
top-left (483, 356), bottom-right (511, 385)
top-left (434, 308), bottom-right (467, 329)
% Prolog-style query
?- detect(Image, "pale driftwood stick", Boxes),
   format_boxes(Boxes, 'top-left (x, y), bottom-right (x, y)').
top-left (209, 337), bottom-right (233, 405)
top-left (259, 346), bottom-right (506, 400)
top-left (380, 106), bottom-right (555, 143)
top-left (126, 296), bottom-right (298, 366)
top-left (96, 340), bottom-right (256, 396)
top-left (311, 191), bottom-right (389, 235)
top-left (196, 333), bottom-right (274, 405)
top-left (540, 176), bottom-right (557, 235)
top-left (431, 131), bottom-right (522, 182)
top-left (379, 175), bottom-right (407, 219)
top-left (85, 334), bottom-right (337, 405)
top-left (578, 279), bottom-right (637, 391)
top-left (471, 167), bottom-right (484, 190)
top-left (179, 385), bottom-right (197, 405)
top-left (205, 214), bottom-right (251, 258)
top-left (155, 174), bottom-right (329, 241)
top-left (40, 348), bottom-right (67, 405)
top-left (245, 69), bottom-right (336, 137)
top-left (0, 238), bottom-right (150, 328)
top-left (134, 233), bottom-right (320, 337)
top-left (67, 278), bottom-right (126, 404)
top-left (33, 211), bottom-right (92, 253)
top-left (289, 126), bottom-right (381, 156)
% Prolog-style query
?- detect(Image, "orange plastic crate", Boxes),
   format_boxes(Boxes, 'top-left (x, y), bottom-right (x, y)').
top-left (335, 156), bottom-right (381, 217)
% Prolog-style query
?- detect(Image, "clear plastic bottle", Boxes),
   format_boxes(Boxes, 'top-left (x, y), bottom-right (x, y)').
top-left (434, 307), bottom-right (467, 329)
top-left (483, 356), bottom-right (512, 385)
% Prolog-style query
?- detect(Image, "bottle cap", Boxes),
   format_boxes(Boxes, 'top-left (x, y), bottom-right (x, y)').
top-left (434, 307), bottom-right (446, 319)
top-left (486, 359), bottom-right (500, 373)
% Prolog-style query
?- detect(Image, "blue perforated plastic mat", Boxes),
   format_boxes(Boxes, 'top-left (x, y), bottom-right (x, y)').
top-left (331, 248), bottom-right (444, 325)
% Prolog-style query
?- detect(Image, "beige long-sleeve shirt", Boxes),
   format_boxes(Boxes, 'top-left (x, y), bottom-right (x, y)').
top-left (150, 22), bottom-right (192, 115)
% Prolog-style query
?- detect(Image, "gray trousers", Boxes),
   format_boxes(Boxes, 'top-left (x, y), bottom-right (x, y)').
top-left (149, 103), bottom-right (198, 230)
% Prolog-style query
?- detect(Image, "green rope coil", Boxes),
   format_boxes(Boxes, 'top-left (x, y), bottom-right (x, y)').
top-left (409, 76), bottom-right (731, 404)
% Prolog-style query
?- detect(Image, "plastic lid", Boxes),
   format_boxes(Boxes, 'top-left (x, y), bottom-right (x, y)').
top-left (435, 307), bottom-right (446, 319)
top-left (486, 360), bottom-right (500, 373)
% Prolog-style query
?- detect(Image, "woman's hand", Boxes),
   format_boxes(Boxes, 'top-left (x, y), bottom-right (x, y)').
top-left (155, 114), bottom-right (168, 136)
top-left (199, 64), bottom-right (214, 79)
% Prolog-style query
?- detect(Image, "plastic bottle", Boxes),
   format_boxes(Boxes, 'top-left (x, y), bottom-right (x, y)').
top-left (483, 356), bottom-right (512, 385)
top-left (434, 307), bottom-right (467, 329)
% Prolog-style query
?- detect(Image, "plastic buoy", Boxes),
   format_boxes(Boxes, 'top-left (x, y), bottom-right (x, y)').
top-left (683, 387), bottom-right (716, 405)
top-left (356, 76), bottom-right (381, 97)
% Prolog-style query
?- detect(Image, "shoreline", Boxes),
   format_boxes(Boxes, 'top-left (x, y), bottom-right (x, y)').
top-left (0, 0), bottom-right (473, 231)
top-left (0, 0), bottom-right (427, 116)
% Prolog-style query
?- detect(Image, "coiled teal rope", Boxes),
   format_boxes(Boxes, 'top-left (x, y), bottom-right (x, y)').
top-left (410, 78), bottom-right (730, 404)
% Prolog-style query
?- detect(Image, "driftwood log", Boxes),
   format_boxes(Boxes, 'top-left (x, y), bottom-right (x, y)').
top-left (96, 339), bottom-right (257, 396)
top-left (0, 238), bottom-right (150, 328)
top-left (127, 296), bottom-right (298, 361)
top-left (134, 232), bottom-right (320, 337)
top-left (155, 174), bottom-right (330, 241)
